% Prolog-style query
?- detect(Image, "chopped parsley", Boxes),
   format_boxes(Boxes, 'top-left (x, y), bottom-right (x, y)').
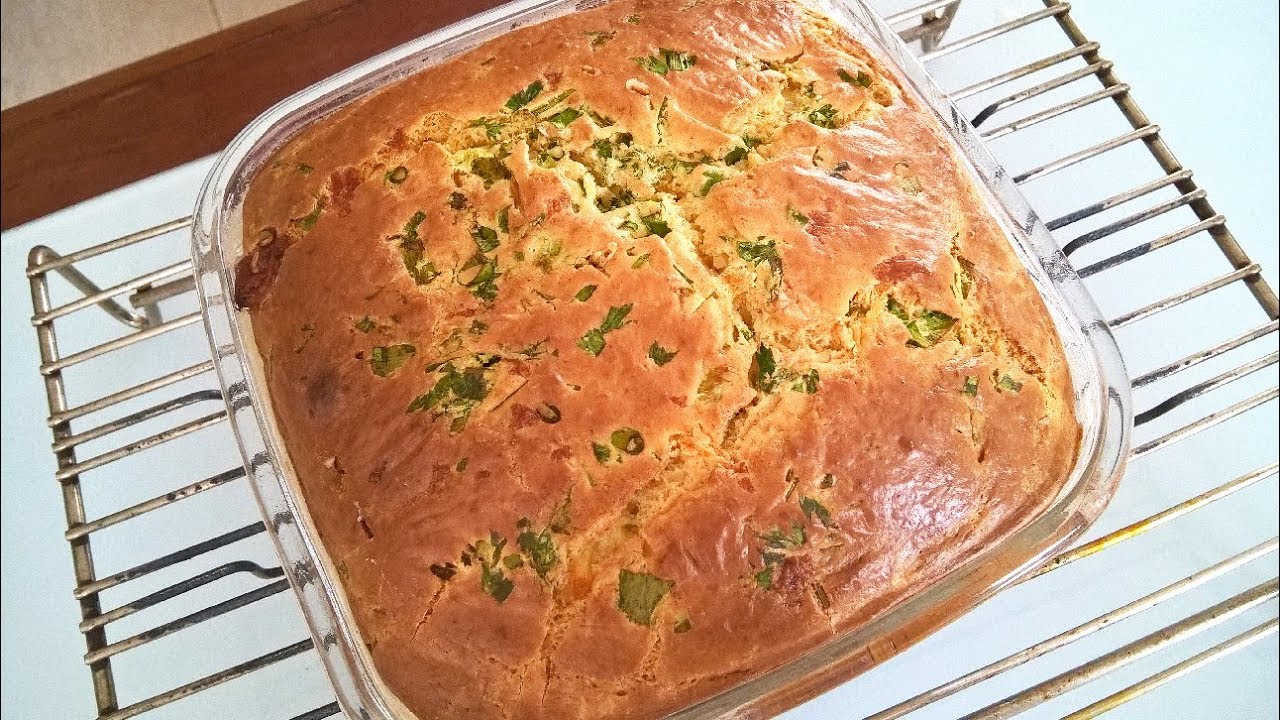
top-left (296, 163), bottom-right (314, 175)
top-left (631, 253), bottom-right (651, 269)
top-left (497, 206), bottom-right (510, 233)
top-left (760, 522), bottom-right (807, 550)
top-left (517, 529), bottom-right (557, 579)
top-left (447, 192), bottom-right (468, 210)
top-left (385, 165), bottom-right (409, 184)
top-left (750, 344), bottom-right (778, 393)
top-left (963, 376), bottom-right (979, 396)
top-left (547, 106), bottom-right (583, 128)
top-left (575, 284), bottom-right (598, 302)
top-left (800, 496), bottom-right (834, 528)
top-left (481, 564), bottom-right (514, 602)
top-left (530, 88), bottom-right (575, 116)
top-left (578, 329), bottom-right (606, 356)
top-left (617, 569), bottom-right (672, 626)
top-left (724, 145), bottom-right (748, 166)
top-left (577, 304), bottom-right (634, 356)
top-left (593, 139), bottom-right (614, 159)
top-left (472, 225), bottom-right (500, 253)
top-left (788, 206), bottom-right (810, 226)
top-left (837, 68), bottom-right (873, 87)
top-left (610, 427), bottom-right (645, 455)
top-left (354, 316), bottom-right (376, 333)
top-left (648, 342), bottom-right (678, 366)
top-left (635, 48), bottom-right (697, 76)
top-left (395, 211), bottom-right (440, 286)
top-left (505, 80), bottom-right (544, 111)
top-left (641, 213), bottom-right (671, 237)
top-left (406, 355), bottom-right (497, 433)
top-left (674, 615), bottom-right (693, 634)
top-left (592, 441), bottom-right (613, 465)
top-left (953, 257), bottom-right (976, 299)
top-left (807, 104), bottom-right (839, 129)
top-left (292, 198), bottom-right (324, 233)
top-left (370, 343), bottom-right (415, 377)
top-left (754, 566), bottom-right (775, 589)
top-left (792, 369), bottom-right (819, 394)
top-left (471, 156), bottom-right (512, 187)
top-left (600, 304), bottom-right (634, 332)
top-left (469, 320), bottom-right (488, 335)
top-left (737, 237), bottom-right (782, 275)
top-left (699, 170), bottom-right (725, 196)
top-left (467, 117), bottom-right (505, 141)
top-left (996, 373), bottom-right (1024, 393)
top-left (460, 255), bottom-right (500, 301)
top-left (819, 473), bottom-right (836, 489)
top-left (885, 297), bottom-right (956, 348)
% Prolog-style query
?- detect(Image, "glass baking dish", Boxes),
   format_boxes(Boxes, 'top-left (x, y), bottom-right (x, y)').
top-left (190, 0), bottom-right (1134, 717)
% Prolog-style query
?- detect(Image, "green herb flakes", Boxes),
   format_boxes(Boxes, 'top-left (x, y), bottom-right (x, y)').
top-left (592, 442), bottom-right (612, 465)
top-left (469, 320), bottom-right (488, 335)
top-left (641, 213), bottom-right (672, 238)
top-left (737, 237), bottom-right (782, 274)
top-left (750, 344), bottom-right (778, 393)
top-left (807, 104), bottom-right (838, 129)
top-left (754, 567), bottom-right (774, 589)
top-left (699, 170), bottom-right (725, 196)
top-left (792, 369), bottom-right (819, 394)
top-left (625, 13), bottom-right (641, 23)
top-left (456, 457), bottom-right (469, 472)
top-left (505, 80), bottom-right (544, 111)
top-left (406, 356), bottom-right (496, 433)
top-left (996, 373), bottom-right (1023, 393)
top-left (296, 163), bottom-right (314, 175)
top-left (788, 206), bottom-right (810, 226)
top-left (674, 615), bottom-right (693, 634)
top-left (517, 529), bottom-right (557, 579)
top-left (546, 107), bottom-right (582, 128)
top-left (530, 88), bottom-right (575, 116)
top-left (577, 328), bottom-right (607, 356)
top-left (471, 156), bottom-right (512, 187)
top-left (885, 297), bottom-right (956, 348)
top-left (648, 342), bottom-right (678, 366)
top-left (631, 253), bottom-right (651, 269)
top-left (760, 522), bottom-right (807, 550)
top-left (354, 316), bottom-right (376, 333)
top-left (472, 225), bottom-right (500, 253)
top-left (370, 343), bottom-right (416, 377)
top-left (385, 165), bottom-right (409, 185)
top-left (593, 139), bottom-right (614, 159)
top-left (480, 564), bottom-right (514, 602)
top-left (819, 473), bottom-right (836, 489)
top-left (723, 146), bottom-right (748, 166)
top-left (292, 198), bottom-right (324, 233)
top-left (963, 376), bottom-right (979, 396)
top-left (467, 117), bottom-right (505, 141)
top-left (800, 496), bottom-right (834, 528)
top-left (617, 569), bottom-right (673, 626)
top-left (600, 303), bottom-right (634, 332)
top-left (635, 48), bottom-right (697, 76)
top-left (837, 68), bottom-right (873, 87)
top-left (610, 427), bottom-right (645, 455)
top-left (574, 284), bottom-right (598, 302)
top-left (497, 206), bottom-right (510, 233)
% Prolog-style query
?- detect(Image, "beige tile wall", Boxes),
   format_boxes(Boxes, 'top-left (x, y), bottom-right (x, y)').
top-left (1, 0), bottom-right (301, 110)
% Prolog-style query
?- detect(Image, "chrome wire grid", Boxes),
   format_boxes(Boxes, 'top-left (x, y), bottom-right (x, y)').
top-left (24, 1), bottom-right (1278, 718)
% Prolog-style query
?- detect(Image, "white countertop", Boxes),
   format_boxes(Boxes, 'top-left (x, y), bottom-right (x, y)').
top-left (2, 1), bottom-right (1276, 718)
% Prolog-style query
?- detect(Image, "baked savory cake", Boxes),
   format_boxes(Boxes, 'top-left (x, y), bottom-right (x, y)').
top-left (234, 0), bottom-right (1079, 717)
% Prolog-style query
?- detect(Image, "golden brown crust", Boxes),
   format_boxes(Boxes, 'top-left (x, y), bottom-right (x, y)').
top-left (238, 1), bottom-right (1079, 717)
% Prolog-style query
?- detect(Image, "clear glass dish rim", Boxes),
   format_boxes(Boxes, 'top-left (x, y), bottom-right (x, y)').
top-left (190, 1), bottom-right (1135, 717)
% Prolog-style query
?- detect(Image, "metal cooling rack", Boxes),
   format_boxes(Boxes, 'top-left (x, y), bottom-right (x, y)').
top-left (24, 1), bottom-right (1278, 718)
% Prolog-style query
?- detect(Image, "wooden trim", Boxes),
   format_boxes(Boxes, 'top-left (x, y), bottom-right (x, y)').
top-left (0, 0), bottom-right (506, 231)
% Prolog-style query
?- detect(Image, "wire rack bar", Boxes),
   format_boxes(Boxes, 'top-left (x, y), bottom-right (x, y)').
top-left (958, 580), bottom-right (1280, 720)
top-left (21, 2), bottom-right (1277, 719)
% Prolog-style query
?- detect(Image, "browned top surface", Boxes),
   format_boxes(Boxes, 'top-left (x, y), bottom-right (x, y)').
top-left (238, 1), bottom-right (1078, 717)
